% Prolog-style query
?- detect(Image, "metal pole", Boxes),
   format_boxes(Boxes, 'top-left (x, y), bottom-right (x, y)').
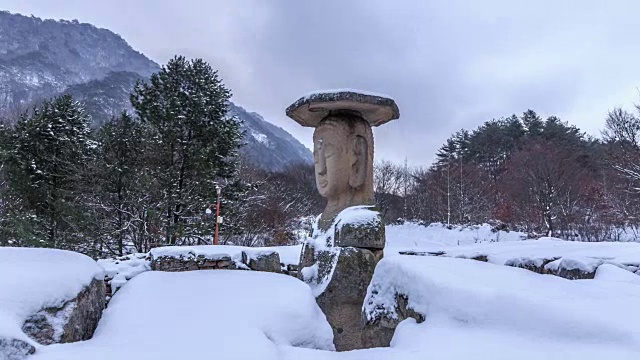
top-left (214, 197), bottom-right (220, 245)
top-left (214, 185), bottom-right (221, 245)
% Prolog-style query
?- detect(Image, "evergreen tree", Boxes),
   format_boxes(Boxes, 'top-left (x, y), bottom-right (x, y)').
top-left (9, 95), bottom-right (95, 248)
top-left (131, 56), bottom-right (243, 245)
top-left (522, 109), bottom-right (544, 137)
top-left (92, 112), bottom-right (149, 255)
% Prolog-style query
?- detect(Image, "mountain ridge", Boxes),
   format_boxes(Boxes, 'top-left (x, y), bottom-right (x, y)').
top-left (0, 10), bottom-right (312, 171)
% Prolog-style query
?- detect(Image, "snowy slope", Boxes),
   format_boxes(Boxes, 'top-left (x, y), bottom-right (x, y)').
top-left (230, 103), bottom-right (313, 171)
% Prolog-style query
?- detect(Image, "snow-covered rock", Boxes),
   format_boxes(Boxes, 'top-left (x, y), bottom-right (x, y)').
top-left (32, 271), bottom-right (334, 359)
top-left (418, 237), bottom-right (640, 279)
top-left (361, 254), bottom-right (640, 356)
top-left (97, 245), bottom-right (304, 294)
top-left (0, 248), bottom-right (105, 359)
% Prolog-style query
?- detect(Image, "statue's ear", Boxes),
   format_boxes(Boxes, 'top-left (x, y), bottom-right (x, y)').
top-left (349, 135), bottom-right (368, 189)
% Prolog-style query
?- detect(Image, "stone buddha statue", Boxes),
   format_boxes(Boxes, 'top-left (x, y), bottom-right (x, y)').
top-left (313, 114), bottom-right (375, 230)
top-left (286, 90), bottom-right (399, 351)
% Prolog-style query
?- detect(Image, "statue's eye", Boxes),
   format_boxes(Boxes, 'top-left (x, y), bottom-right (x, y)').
top-left (324, 144), bottom-right (336, 158)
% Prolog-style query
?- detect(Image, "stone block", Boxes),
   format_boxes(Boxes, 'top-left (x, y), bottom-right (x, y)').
top-left (22, 277), bottom-right (105, 345)
top-left (362, 293), bottom-right (425, 348)
top-left (314, 247), bottom-right (380, 351)
top-left (245, 251), bottom-right (281, 273)
top-left (334, 207), bottom-right (385, 249)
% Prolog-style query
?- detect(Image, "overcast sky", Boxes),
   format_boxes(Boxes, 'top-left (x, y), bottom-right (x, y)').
top-left (5, 0), bottom-right (640, 166)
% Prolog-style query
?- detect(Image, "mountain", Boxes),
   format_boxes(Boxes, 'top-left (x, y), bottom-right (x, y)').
top-left (230, 104), bottom-right (313, 171)
top-left (0, 11), bottom-right (158, 109)
top-left (0, 11), bottom-right (312, 171)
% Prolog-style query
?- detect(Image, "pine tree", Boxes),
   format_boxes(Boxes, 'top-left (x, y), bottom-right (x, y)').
top-left (9, 94), bottom-right (95, 248)
top-left (92, 111), bottom-right (150, 255)
top-left (131, 56), bottom-right (243, 245)
top-left (522, 109), bottom-right (544, 137)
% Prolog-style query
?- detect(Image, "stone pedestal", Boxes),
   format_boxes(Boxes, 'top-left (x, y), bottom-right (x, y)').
top-left (299, 206), bottom-right (385, 351)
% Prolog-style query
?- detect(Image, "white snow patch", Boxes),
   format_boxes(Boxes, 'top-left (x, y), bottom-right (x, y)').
top-left (0, 248), bottom-right (103, 346)
top-left (250, 129), bottom-right (271, 146)
top-left (299, 88), bottom-right (394, 101)
top-left (595, 264), bottom-right (640, 285)
top-left (97, 253), bottom-right (150, 295)
top-left (334, 206), bottom-right (380, 231)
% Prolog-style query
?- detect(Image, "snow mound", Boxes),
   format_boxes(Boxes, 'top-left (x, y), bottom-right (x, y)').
top-left (595, 264), bottom-right (640, 285)
top-left (0, 248), bottom-right (103, 345)
top-left (34, 271), bottom-right (334, 359)
top-left (361, 255), bottom-right (640, 358)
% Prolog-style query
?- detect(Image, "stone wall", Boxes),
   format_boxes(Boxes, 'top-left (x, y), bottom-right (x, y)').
top-left (149, 250), bottom-right (295, 275)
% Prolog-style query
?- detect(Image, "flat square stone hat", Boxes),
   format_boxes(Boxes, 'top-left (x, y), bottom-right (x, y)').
top-left (286, 89), bottom-right (399, 127)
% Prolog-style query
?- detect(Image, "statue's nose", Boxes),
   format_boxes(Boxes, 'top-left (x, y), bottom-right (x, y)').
top-left (317, 153), bottom-right (327, 176)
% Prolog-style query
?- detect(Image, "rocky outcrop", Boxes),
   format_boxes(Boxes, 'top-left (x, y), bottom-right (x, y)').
top-left (0, 338), bottom-right (35, 360)
top-left (22, 278), bottom-right (105, 345)
top-left (362, 293), bottom-right (425, 348)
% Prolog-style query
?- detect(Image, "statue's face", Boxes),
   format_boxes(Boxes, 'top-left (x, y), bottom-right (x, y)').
top-left (313, 122), bottom-right (352, 199)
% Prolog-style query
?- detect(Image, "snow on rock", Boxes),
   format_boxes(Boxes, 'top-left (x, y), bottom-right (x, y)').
top-left (595, 264), bottom-right (640, 285)
top-left (98, 245), bottom-right (304, 294)
top-left (335, 206), bottom-right (380, 231)
top-left (97, 253), bottom-right (150, 295)
top-left (437, 237), bottom-right (640, 265)
top-left (33, 271), bottom-right (334, 360)
top-left (424, 237), bottom-right (640, 279)
top-left (299, 88), bottom-right (394, 101)
top-left (360, 255), bottom-right (640, 358)
top-left (149, 244), bottom-right (301, 267)
top-left (0, 248), bottom-right (104, 356)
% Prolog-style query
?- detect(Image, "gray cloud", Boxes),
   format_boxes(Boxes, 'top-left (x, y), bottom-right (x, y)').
top-left (5, 0), bottom-right (640, 166)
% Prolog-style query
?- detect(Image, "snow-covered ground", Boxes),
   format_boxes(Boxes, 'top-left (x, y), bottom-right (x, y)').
top-left (32, 253), bottom-right (640, 359)
top-left (385, 222), bottom-right (526, 254)
top-left (0, 248), bottom-right (103, 351)
top-left (359, 255), bottom-right (640, 359)
top-left (32, 271), bottom-right (333, 360)
top-left (6, 223), bottom-right (640, 359)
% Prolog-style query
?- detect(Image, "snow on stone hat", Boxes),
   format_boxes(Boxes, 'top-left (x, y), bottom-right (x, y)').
top-left (286, 89), bottom-right (399, 128)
